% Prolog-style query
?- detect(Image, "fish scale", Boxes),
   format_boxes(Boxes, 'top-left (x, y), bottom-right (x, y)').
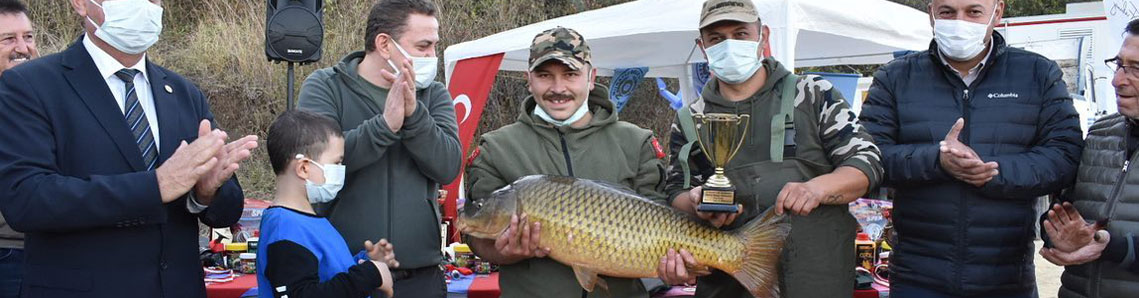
top-left (459, 175), bottom-right (791, 297)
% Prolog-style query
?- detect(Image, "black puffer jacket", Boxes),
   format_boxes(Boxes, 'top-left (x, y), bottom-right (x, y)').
top-left (859, 32), bottom-right (1084, 295)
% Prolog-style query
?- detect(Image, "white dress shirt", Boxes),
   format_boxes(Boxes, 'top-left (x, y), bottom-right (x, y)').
top-left (939, 41), bottom-right (994, 86)
top-left (83, 34), bottom-right (207, 212)
top-left (83, 34), bottom-right (161, 147)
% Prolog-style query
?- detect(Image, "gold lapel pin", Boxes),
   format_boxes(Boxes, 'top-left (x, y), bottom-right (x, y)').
top-left (164, 85), bottom-right (173, 94)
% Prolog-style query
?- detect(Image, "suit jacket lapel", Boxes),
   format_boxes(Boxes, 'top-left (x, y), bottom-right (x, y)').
top-left (147, 63), bottom-right (181, 164)
top-left (61, 40), bottom-right (145, 171)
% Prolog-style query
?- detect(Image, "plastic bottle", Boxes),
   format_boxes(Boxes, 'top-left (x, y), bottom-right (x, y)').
top-left (238, 253), bottom-right (257, 274)
top-left (454, 244), bottom-right (474, 268)
top-left (224, 242), bottom-right (248, 270)
top-left (856, 232), bottom-right (876, 271)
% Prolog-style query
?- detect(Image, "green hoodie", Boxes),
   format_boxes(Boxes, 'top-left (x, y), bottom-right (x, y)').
top-left (466, 87), bottom-right (666, 298)
top-left (297, 51), bottom-right (461, 270)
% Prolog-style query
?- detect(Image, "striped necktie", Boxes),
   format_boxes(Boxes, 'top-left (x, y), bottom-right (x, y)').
top-left (114, 69), bottom-right (158, 170)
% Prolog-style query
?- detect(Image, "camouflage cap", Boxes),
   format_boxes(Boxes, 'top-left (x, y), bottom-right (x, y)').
top-left (700, 0), bottom-right (760, 29)
top-left (529, 27), bottom-right (591, 71)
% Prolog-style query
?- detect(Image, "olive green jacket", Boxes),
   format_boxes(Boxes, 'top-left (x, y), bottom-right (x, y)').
top-left (466, 88), bottom-right (666, 298)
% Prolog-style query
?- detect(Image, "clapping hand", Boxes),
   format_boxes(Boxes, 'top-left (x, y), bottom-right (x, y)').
top-left (939, 118), bottom-right (999, 187)
top-left (365, 239), bottom-right (400, 268)
top-left (359, 239), bottom-right (397, 297)
top-left (156, 120), bottom-right (223, 203)
top-left (379, 58), bottom-right (417, 133)
top-left (192, 120), bottom-right (258, 203)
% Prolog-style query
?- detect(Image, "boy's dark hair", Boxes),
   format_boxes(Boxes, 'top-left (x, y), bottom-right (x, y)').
top-left (267, 110), bottom-right (343, 175)
top-left (364, 0), bottom-right (437, 52)
top-left (1128, 18), bottom-right (1139, 36)
top-left (0, 0), bottom-right (28, 16)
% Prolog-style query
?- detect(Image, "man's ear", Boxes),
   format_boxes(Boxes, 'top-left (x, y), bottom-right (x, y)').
top-left (71, 0), bottom-right (88, 16)
top-left (985, 1), bottom-right (1006, 43)
top-left (761, 25), bottom-right (770, 44)
top-left (994, 0), bottom-right (1005, 24)
top-left (588, 67), bottom-right (597, 91)
top-left (525, 71), bottom-right (535, 92)
top-left (374, 33), bottom-right (393, 60)
top-left (928, 2), bottom-right (936, 27)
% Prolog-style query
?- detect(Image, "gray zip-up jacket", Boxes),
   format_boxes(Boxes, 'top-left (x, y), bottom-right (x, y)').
top-left (1058, 114), bottom-right (1139, 298)
top-left (298, 51), bottom-right (461, 269)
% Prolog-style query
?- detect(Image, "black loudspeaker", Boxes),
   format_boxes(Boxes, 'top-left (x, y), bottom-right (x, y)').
top-left (266, 0), bottom-right (323, 64)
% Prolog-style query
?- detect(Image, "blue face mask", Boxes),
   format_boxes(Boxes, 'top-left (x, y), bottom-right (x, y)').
top-left (703, 39), bottom-right (763, 84)
top-left (297, 155), bottom-right (345, 204)
top-left (87, 0), bottom-right (163, 55)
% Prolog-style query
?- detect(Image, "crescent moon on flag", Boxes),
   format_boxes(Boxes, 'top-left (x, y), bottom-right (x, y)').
top-left (453, 94), bottom-right (472, 124)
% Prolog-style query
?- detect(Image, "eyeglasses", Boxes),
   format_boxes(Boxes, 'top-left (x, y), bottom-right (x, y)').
top-left (1106, 57), bottom-right (1139, 78)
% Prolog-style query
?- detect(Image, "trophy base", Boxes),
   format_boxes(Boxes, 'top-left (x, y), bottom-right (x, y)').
top-left (697, 187), bottom-right (738, 213)
top-left (697, 203), bottom-right (740, 213)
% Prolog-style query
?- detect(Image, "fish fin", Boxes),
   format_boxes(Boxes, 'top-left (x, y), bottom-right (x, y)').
top-left (731, 207), bottom-right (791, 298)
top-left (686, 264), bottom-right (712, 276)
top-left (537, 175), bottom-right (576, 185)
top-left (584, 179), bottom-right (640, 198)
top-left (571, 266), bottom-right (608, 293)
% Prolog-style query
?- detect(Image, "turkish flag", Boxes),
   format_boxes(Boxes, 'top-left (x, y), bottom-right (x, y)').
top-left (441, 53), bottom-right (503, 241)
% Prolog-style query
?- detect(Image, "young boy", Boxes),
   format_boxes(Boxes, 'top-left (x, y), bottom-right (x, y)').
top-left (258, 110), bottom-right (399, 298)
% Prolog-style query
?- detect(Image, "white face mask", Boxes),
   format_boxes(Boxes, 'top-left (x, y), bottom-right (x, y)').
top-left (534, 98), bottom-right (590, 127)
top-left (87, 0), bottom-right (163, 55)
top-left (704, 39), bottom-right (763, 84)
top-left (386, 40), bottom-right (438, 89)
top-left (933, 6), bottom-right (997, 61)
top-left (297, 155), bottom-right (345, 204)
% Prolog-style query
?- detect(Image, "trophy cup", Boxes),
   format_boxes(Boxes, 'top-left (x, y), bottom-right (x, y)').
top-left (694, 113), bottom-right (749, 213)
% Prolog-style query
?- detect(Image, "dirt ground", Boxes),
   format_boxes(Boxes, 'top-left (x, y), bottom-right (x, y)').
top-left (1035, 240), bottom-right (1064, 298)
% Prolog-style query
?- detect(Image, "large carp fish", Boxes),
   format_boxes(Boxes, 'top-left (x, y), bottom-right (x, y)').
top-left (457, 175), bottom-right (791, 297)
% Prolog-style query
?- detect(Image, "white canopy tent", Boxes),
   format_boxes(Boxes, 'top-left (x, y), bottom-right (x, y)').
top-left (444, 0), bottom-right (933, 104)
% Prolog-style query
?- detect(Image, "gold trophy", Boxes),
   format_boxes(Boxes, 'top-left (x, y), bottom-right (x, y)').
top-left (694, 113), bottom-right (749, 213)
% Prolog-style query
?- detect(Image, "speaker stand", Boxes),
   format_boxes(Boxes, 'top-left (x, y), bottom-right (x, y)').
top-left (286, 62), bottom-right (295, 111)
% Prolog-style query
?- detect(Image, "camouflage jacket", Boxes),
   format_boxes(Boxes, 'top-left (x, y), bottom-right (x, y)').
top-left (664, 58), bottom-right (883, 227)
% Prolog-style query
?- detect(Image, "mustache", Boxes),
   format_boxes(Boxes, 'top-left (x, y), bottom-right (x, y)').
top-left (8, 52), bottom-right (30, 61)
top-left (543, 92), bottom-right (574, 101)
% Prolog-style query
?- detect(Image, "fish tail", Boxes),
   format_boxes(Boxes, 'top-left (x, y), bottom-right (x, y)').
top-left (730, 208), bottom-right (791, 298)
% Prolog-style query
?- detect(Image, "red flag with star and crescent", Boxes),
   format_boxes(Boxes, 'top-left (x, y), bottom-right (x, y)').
top-left (441, 53), bottom-right (504, 242)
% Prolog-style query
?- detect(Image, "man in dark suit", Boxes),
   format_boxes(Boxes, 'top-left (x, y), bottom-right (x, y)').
top-left (0, 2), bottom-right (38, 297)
top-left (0, 0), bottom-right (258, 297)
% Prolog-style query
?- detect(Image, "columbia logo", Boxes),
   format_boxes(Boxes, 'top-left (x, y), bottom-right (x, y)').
top-left (988, 93), bottom-right (1019, 99)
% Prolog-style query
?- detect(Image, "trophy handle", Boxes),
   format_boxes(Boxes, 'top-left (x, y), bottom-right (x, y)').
top-left (725, 114), bottom-right (750, 162)
top-left (693, 114), bottom-right (715, 163)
